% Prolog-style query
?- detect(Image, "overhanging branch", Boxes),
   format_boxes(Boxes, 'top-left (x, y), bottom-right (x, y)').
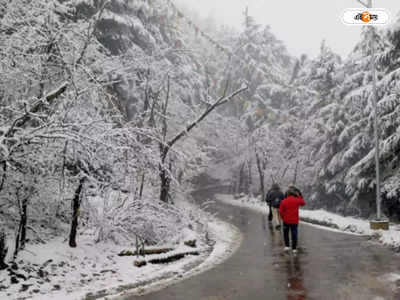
top-left (5, 82), bottom-right (68, 138)
top-left (166, 85), bottom-right (248, 150)
top-left (44, 82), bottom-right (68, 104)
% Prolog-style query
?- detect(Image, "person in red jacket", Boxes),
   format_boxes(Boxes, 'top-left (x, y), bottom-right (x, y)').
top-left (279, 186), bottom-right (305, 253)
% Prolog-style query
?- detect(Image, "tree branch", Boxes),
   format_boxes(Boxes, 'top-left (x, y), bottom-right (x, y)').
top-left (75, 0), bottom-right (110, 67)
top-left (292, 160), bottom-right (299, 185)
top-left (270, 174), bottom-right (275, 184)
top-left (5, 82), bottom-right (68, 138)
top-left (44, 82), bottom-right (68, 104)
top-left (280, 164), bottom-right (289, 180)
top-left (162, 76), bottom-right (170, 142)
top-left (167, 85), bottom-right (248, 149)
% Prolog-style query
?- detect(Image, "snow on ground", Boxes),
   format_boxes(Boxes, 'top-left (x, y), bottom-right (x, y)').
top-left (215, 193), bottom-right (400, 250)
top-left (112, 218), bottom-right (242, 299)
top-left (0, 205), bottom-right (241, 300)
top-left (0, 235), bottom-right (204, 300)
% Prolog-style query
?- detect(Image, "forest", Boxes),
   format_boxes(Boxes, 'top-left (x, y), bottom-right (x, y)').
top-left (1, 0), bottom-right (400, 282)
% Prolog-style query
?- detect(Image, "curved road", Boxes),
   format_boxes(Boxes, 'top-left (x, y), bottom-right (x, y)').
top-left (123, 188), bottom-right (400, 300)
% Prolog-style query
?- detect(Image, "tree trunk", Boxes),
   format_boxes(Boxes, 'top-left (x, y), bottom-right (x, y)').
top-left (0, 230), bottom-right (7, 270)
top-left (139, 171), bottom-right (145, 199)
top-left (159, 148), bottom-right (170, 203)
top-left (245, 160), bottom-right (252, 194)
top-left (248, 160), bottom-right (252, 186)
top-left (293, 160), bottom-right (299, 185)
top-left (159, 76), bottom-right (170, 203)
top-left (20, 200), bottom-right (27, 250)
top-left (234, 169), bottom-right (241, 194)
top-left (255, 152), bottom-right (265, 199)
top-left (238, 163), bottom-right (246, 193)
top-left (69, 177), bottom-right (85, 248)
top-left (159, 157), bottom-right (172, 203)
top-left (13, 195), bottom-right (28, 259)
top-left (0, 161), bottom-right (6, 192)
top-left (177, 170), bottom-right (183, 184)
top-left (159, 166), bottom-right (170, 203)
top-left (227, 176), bottom-right (234, 194)
top-left (13, 223), bottom-right (20, 259)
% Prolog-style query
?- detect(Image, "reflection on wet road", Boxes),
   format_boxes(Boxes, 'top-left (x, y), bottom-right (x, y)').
top-left (122, 189), bottom-right (400, 300)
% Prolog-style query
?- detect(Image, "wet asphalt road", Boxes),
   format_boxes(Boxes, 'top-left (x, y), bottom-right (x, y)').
top-left (124, 188), bottom-right (400, 300)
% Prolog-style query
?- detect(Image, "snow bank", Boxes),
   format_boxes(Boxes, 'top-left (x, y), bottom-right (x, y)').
top-left (111, 218), bottom-right (242, 298)
top-left (216, 194), bottom-right (400, 250)
top-left (0, 203), bottom-right (241, 300)
top-left (0, 236), bottom-right (206, 300)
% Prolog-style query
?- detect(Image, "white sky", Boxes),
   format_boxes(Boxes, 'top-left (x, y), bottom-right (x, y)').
top-left (175, 0), bottom-right (400, 58)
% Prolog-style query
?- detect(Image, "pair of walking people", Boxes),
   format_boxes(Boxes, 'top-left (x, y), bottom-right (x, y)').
top-left (265, 184), bottom-right (305, 253)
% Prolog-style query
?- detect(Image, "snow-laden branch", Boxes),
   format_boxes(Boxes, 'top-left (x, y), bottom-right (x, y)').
top-left (5, 82), bottom-right (68, 138)
top-left (75, 0), bottom-right (110, 67)
top-left (43, 82), bottom-right (68, 105)
top-left (166, 85), bottom-right (248, 151)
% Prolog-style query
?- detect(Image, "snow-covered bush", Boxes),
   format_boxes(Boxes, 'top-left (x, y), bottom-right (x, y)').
top-left (88, 192), bottom-right (199, 246)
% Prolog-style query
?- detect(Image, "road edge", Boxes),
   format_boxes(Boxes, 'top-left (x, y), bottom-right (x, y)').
top-left (103, 217), bottom-right (242, 299)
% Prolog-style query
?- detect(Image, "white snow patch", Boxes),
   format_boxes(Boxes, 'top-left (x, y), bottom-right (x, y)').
top-left (110, 218), bottom-right (242, 298)
top-left (1, 237), bottom-right (209, 300)
top-left (380, 272), bottom-right (400, 282)
top-left (300, 209), bottom-right (370, 235)
top-left (0, 207), bottom-right (241, 300)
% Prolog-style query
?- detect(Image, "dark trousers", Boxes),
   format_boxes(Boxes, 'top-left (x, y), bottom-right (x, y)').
top-left (283, 223), bottom-right (298, 249)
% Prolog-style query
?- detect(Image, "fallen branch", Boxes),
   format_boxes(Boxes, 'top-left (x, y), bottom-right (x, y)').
top-left (118, 248), bottom-right (173, 257)
top-left (148, 251), bottom-right (199, 264)
top-left (134, 251), bottom-right (200, 267)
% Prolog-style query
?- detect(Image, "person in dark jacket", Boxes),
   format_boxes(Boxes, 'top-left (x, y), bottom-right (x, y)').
top-left (280, 186), bottom-right (306, 253)
top-left (265, 183), bottom-right (284, 229)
